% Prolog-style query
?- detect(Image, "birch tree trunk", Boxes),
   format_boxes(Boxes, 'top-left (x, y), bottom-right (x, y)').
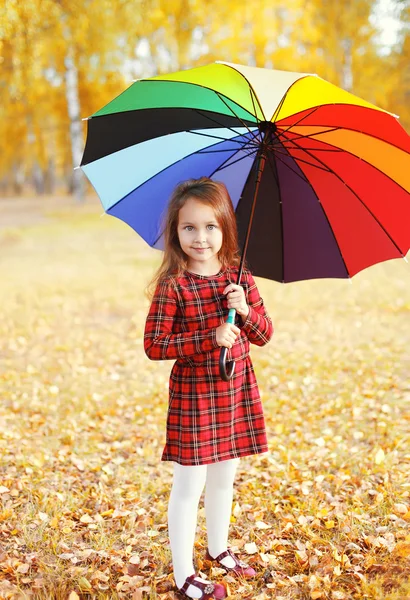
top-left (64, 44), bottom-right (85, 202)
top-left (341, 37), bottom-right (353, 92)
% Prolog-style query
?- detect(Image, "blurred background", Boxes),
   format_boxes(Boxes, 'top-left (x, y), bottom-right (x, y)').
top-left (1, 0), bottom-right (409, 202)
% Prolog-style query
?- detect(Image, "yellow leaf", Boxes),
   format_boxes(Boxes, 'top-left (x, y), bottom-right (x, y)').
top-left (325, 520), bottom-right (336, 529)
top-left (393, 542), bottom-right (410, 558)
top-left (78, 576), bottom-right (92, 590)
top-left (80, 514), bottom-right (94, 524)
top-left (68, 593), bottom-right (80, 600)
top-left (374, 448), bottom-right (385, 464)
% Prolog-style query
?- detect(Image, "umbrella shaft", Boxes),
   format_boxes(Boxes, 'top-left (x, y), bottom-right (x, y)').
top-left (236, 152), bottom-right (267, 285)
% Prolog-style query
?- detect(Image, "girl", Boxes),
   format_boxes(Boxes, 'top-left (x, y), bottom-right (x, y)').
top-left (143, 177), bottom-right (273, 599)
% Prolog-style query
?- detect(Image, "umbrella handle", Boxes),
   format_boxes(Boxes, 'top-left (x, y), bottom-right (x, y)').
top-left (219, 308), bottom-right (237, 381)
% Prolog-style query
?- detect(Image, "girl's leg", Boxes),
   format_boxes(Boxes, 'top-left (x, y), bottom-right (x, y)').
top-left (204, 457), bottom-right (240, 568)
top-left (168, 461), bottom-right (210, 598)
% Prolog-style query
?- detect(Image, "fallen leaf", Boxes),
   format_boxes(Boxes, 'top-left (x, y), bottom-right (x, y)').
top-left (244, 542), bottom-right (258, 554)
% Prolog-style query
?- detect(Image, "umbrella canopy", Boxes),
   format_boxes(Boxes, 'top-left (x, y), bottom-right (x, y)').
top-left (80, 61), bottom-right (410, 283)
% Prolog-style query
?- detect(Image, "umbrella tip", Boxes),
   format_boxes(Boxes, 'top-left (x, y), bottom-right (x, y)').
top-left (74, 166), bottom-right (81, 170)
top-left (82, 117), bottom-right (90, 121)
top-left (403, 255), bottom-right (408, 263)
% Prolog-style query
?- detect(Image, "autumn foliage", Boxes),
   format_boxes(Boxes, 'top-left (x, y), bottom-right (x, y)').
top-left (0, 0), bottom-right (409, 197)
top-left (0, 197), bottom-right (409, 599)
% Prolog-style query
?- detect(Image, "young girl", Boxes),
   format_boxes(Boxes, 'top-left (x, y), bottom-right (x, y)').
top-left (143, 177), bottom-right (273, 599)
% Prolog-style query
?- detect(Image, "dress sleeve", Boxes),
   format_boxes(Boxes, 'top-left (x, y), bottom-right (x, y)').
top-left (241, 270), bottom-right (274, 346)
top-left (144, 279), bottom-right (220, 360)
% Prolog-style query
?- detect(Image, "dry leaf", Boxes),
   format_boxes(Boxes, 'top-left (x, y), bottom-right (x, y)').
top-left (374, 448), bottom-right (385, 465)
top-left (244, 542), bottom-right (258, 554)
top-left (80, 514), bottom-right (94, 524)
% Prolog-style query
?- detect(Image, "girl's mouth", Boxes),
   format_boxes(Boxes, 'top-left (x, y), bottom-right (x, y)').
top-left (193, 247), bottom-right (210, 253)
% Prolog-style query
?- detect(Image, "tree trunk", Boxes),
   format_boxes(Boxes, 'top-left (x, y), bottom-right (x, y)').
top-left (341, 37), bottom-right (353, 92)
top-left (12, 163), bottom-right (25, 195)
top-left (32, 161), bottom-right (45, 194)
top-left (44, 158), bottom-right (56, 195)
top-left (64, 44), bottom-right (85, 202)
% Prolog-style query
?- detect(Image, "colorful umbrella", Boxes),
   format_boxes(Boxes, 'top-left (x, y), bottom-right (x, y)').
top-left (80, 61), bottom-right (410, 380)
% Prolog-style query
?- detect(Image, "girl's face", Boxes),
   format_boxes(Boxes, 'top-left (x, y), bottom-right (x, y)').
top-left (177, 197), bottom-right (223, 268)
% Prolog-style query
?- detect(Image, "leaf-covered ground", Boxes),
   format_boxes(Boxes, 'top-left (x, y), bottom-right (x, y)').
top-left (0, 196), bottom-right (409, 600)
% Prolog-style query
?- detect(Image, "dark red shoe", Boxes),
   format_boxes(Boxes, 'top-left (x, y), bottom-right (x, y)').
top-left (205, 548), bottom-right (256, 578)
top-left (178, 573), bottom-right (227, 599)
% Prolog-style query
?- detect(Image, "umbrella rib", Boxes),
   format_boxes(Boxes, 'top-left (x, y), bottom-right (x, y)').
top-left (210, 147), bottom-right (258, 177)
top-left (197, 146), bottom-right (255, 154)
top-left (218, 61), bottom-right (267, 123)
top-left (271, 89), bottom-right (289, 124)
top-left (271, 75), bottom-right (321, 123)
top-left (277, 126), bottom-right (342, 145)
top-left (216, 148), bottom-right (259, 173)
top-left (286, 136), bottom-right (407, 257)
top-left (284, 147), bottom-right (344, 153)
top-left (249, 89), bottom-right (264, 145)
top-left (276, 106), bottom-right (321, 137)
top-left (249, 86), bottom-right (264, 124)
top-left (272, 143), bottom-right (333, 173)
top-left (192, 107), bottom-right (255, 140)
top-left (214, 92), bottom-right (260, 139)
top-left (270, 149), bottom-right (312, 185)
top-left (264, 152), bottom-right (285, 281)
top-left (187, 129), bottom-right (257, 146)
top-left (189, 128), bottom-right (261, 156)
top-left (271, 144), bottom-right (351, 278)
top-left (277, 150), bottom-right (334, 173)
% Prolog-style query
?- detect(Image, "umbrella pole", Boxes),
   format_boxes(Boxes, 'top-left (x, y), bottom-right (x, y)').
top-left (219, 151), bottom-right (267, 381)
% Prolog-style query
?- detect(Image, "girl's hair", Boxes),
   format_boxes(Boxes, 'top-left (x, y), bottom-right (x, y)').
top-left (145, 177), bottom-right (242, 301)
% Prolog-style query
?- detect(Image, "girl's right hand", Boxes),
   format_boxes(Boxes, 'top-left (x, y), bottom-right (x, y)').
top-left (215, 323), bottom-right (241, 348)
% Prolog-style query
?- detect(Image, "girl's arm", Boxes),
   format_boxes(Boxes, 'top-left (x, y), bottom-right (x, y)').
top-left (241, 271), bottom-right (273, 346)
top-left (144, 280), bottom-right (220, 360)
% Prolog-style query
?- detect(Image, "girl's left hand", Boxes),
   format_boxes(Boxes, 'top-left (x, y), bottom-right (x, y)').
top-left (223, 284), bottom-right (250, 318)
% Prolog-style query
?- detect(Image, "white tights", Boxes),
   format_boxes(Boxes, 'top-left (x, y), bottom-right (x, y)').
top-left (168, 457), bottom-right (240, 598)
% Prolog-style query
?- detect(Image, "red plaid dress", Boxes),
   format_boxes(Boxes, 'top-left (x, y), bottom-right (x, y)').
top-left (143, 265), bottom-right (273, 465)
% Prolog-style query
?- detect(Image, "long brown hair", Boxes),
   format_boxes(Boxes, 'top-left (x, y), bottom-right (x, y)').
top-left (145, 177), bottom-right (242, 301)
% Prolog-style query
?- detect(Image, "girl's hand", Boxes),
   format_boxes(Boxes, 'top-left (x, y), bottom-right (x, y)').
top-left (223, 283), bottom-right (250, 319)
top-left (215, 323), bottom-right (241, 348)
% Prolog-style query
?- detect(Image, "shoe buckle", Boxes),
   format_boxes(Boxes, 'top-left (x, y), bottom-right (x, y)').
top-left (204, 583), bottom-right (215, 594)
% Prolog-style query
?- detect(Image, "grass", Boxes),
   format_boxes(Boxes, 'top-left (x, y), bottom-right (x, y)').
top-left (0, 195), bottom-right (409, 599)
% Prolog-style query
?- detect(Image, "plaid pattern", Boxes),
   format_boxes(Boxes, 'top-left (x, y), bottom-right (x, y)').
top-left (144, 266), bottom-right (273, 465)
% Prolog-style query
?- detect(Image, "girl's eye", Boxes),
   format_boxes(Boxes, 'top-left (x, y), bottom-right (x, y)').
top-left (183, 225), bottom-right (217, 231)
